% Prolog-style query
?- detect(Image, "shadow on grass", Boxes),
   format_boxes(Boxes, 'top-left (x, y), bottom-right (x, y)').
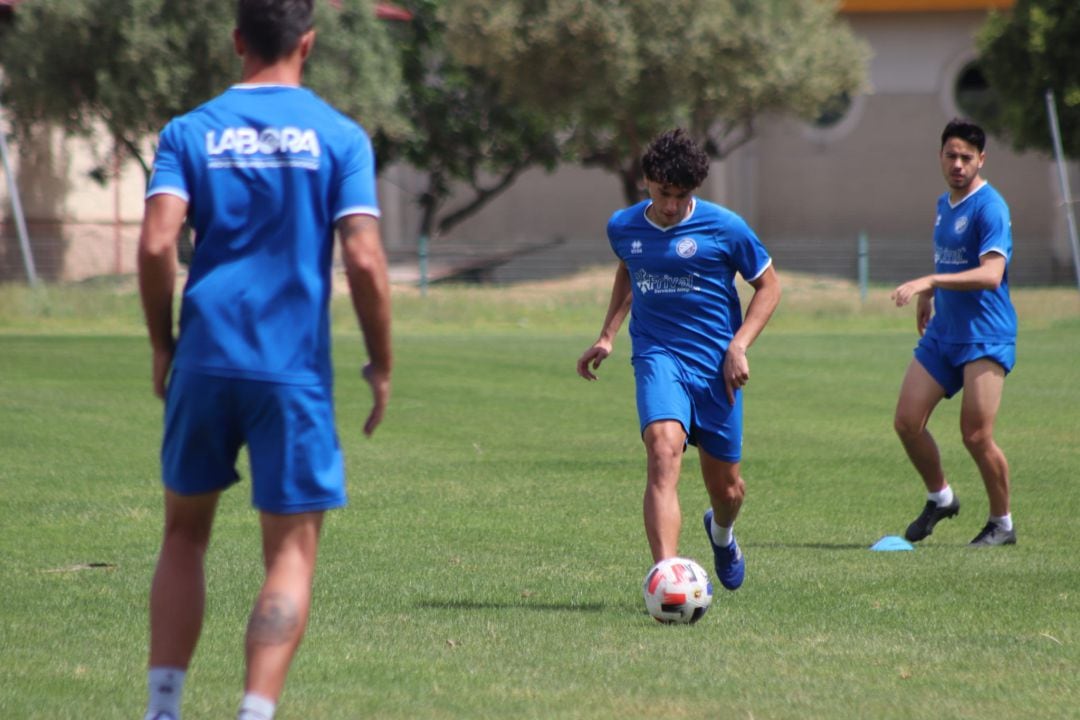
top-left (748, 542), bottom-right (874, 551)
top-left (417, 599), bottom-right (608, 613)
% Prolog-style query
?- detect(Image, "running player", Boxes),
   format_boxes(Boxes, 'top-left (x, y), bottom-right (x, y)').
top-left (892, 118), bottom-right (1017, 547)
top-left (138, 2), bottom-right (392, 718)
top-left (577, 128), bottom-right (781, 591)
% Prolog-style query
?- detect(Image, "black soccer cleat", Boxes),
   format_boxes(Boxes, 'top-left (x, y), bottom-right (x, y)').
top-left (904, 497), bottom-right (960, 542)
top-left (968, 521), bottom-right (1017, 547)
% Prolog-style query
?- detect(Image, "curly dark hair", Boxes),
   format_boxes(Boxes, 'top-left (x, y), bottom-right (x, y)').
top-left (641, 129), bottom-right (710, 190)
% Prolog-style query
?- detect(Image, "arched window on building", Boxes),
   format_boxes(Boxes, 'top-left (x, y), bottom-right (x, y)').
top-left (954, 60), bottom-right (1000, 124)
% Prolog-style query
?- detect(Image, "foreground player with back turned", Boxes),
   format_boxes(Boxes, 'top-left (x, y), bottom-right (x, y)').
top-left (137, 1), bottom-right (392, 718)
top-left (892, 118), bottom-right (1017, 547)
top-left (577, 129), bottom-right (781, 592)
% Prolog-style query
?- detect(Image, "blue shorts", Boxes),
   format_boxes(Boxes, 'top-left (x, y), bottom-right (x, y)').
top-left (162, 370), bottom-right (346, 513)
top-left (633, 350), bottom-right (743, 462)
top-left (914, 335), bottom-right (1015, 399)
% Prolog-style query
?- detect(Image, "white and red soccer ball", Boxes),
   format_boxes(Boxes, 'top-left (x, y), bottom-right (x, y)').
top-left (642, 557), bottom-right (714, 624)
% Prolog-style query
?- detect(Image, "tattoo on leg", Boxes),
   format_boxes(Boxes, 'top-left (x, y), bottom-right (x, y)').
top-left (247, 592), bottom-right (300, 646)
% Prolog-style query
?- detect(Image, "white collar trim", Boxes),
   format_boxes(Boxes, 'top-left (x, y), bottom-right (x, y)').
top-left (644, 197), bottom-right (696, 231)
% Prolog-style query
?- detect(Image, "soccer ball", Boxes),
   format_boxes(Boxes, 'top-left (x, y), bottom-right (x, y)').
top-left (642, 556), bottom-right (713, 624)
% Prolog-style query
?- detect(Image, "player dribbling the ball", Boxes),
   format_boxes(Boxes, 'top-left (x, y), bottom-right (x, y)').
top-left (577, 129), bottom-right (781, 593)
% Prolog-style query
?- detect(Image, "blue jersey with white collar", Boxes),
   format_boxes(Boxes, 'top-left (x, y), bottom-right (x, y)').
top-left (927, 182), bottom-right (1016, 344)
top-left (608, 198), bottom-right (772, 378)
top-left (147, 85), bottom-right (379, 385)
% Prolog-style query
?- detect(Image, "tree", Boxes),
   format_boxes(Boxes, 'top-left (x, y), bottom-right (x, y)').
top-left (442, 0), bottom-right (869, 204)
top-left (371, 0), bottom-right (563, 241)
top-left (0, 0), bottom-right (404, 182)
top-left (978, 0), bottom-right (1080, 157)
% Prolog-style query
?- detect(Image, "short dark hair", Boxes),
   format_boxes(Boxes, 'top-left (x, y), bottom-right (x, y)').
top-left (236, 0), bottom-right (314, 62)
top-left (641, 128), bottom-right (710, 190)
top-left (941, 118), bottom-right (986, 153)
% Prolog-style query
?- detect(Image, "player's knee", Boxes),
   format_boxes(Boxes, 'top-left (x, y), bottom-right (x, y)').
top-left (643, 432), bottom-right (683, 465)
top-left (161, 523), bottom-right (213, 558)
top-left (961, 424), bottom-right (994, 453)
top-left (893, 412), bottom-right (923, 441)
top-left (715, 476), bottom-right (745, 505)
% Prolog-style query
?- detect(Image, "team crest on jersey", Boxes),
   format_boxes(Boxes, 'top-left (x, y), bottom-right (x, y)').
top-left (631, 240), bottom-right (643, 255)
top-left (676, 238), bottom-right (698, 258)
top-left (953, 216), bottom-right (969, 234)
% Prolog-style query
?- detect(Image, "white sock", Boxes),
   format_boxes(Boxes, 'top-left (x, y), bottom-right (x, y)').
top-left (145, 667), bottom-right (185, 720)
top-left (928, 485), bottom-right (954, 507)
top-left (990, 513), bottom-right (1013, 531)
top-left (237, 693), bottom-right (276, 720)
top-left (711, 517), bottom-right (734, 547)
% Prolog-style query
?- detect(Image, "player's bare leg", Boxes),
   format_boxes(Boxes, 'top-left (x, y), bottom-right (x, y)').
top-left (894, 359), bottom-right (948, 493)
top-left (149, 489), bottom-right (221, 668)
top-left (699, 449), bottom-right (746, 590)
top-left (960, 359), bottom-right (1015, 546)
top-left (700, 450), bottom-right (744, 529)
top-left (243, 511), bottom-right (324, 703)
top-left (895, 359), bottom-right (964, 541)
top-left (642, 420), bottom-right (687, 563)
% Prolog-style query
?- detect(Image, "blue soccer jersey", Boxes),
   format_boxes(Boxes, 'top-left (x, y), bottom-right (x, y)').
top-left (926, 183), bottom-right (1017, 344)
top-left (147, 84), bottom-right (380, 385)
top-left (609, 198), bottom-right (772, 378)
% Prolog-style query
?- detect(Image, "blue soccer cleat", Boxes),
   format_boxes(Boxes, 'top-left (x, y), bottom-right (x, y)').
top-left (704, 508), bottom-right (745, 591)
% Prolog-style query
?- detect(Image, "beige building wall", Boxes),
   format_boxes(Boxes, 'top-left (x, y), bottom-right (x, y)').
top-left (0, 121), bottom-right (146, 282)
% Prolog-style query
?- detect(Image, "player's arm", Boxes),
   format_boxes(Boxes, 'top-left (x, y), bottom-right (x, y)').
top-left (577, 261), bottom-right (632, 380)
top-left (338, 213), bottom-right (392, 436)
top-left (723, 264), bottom-right (781, 403)
top-left (891, 252), bottom-right (1006, 307)
top-left (137, 193), bottom-right (188, 399)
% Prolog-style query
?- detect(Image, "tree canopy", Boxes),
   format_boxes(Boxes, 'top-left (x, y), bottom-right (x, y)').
top-left (0, 0), bottom-right (559, 244)
top-left (978, 0), bottom-right (1080, 157)
top-left (0, 0), bottom-right (871, 241)
top-left (372, 0), bottom-right (563, 240)
top-left (442, 0), bottom-right (869, 204)
top-left (0, 0), bottom-right (403, 180)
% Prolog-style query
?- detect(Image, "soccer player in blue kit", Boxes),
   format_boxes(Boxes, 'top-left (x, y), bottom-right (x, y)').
top-left (137, 2), bottom-right (392, 719)
top-left (577, 129), bottom-right (781, 591)
top-left (892, 119), bottom-right (1017, 547)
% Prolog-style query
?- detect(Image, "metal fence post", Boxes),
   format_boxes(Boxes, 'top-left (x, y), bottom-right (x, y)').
top-left (858, 231), bottom-right (869, 304)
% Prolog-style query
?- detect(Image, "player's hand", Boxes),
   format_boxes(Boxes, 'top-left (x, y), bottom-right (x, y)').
top-left (577, 341), bottom-right (612, 381)
top-left (891, 276), bottom-right (932, 307)
top-left (151, 345), bottom-right (173, 400)
top-left (723, 343), bottom-right (749, 405)
top-left (361, 363), bottom-right (391, 436)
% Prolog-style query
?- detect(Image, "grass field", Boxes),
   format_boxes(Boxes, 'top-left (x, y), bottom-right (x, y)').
top-left (1, 271), bottom-right (1078, 719)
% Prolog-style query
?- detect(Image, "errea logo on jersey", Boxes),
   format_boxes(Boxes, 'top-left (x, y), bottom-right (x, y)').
top-left (206, 127), bottom-right (321, 157)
